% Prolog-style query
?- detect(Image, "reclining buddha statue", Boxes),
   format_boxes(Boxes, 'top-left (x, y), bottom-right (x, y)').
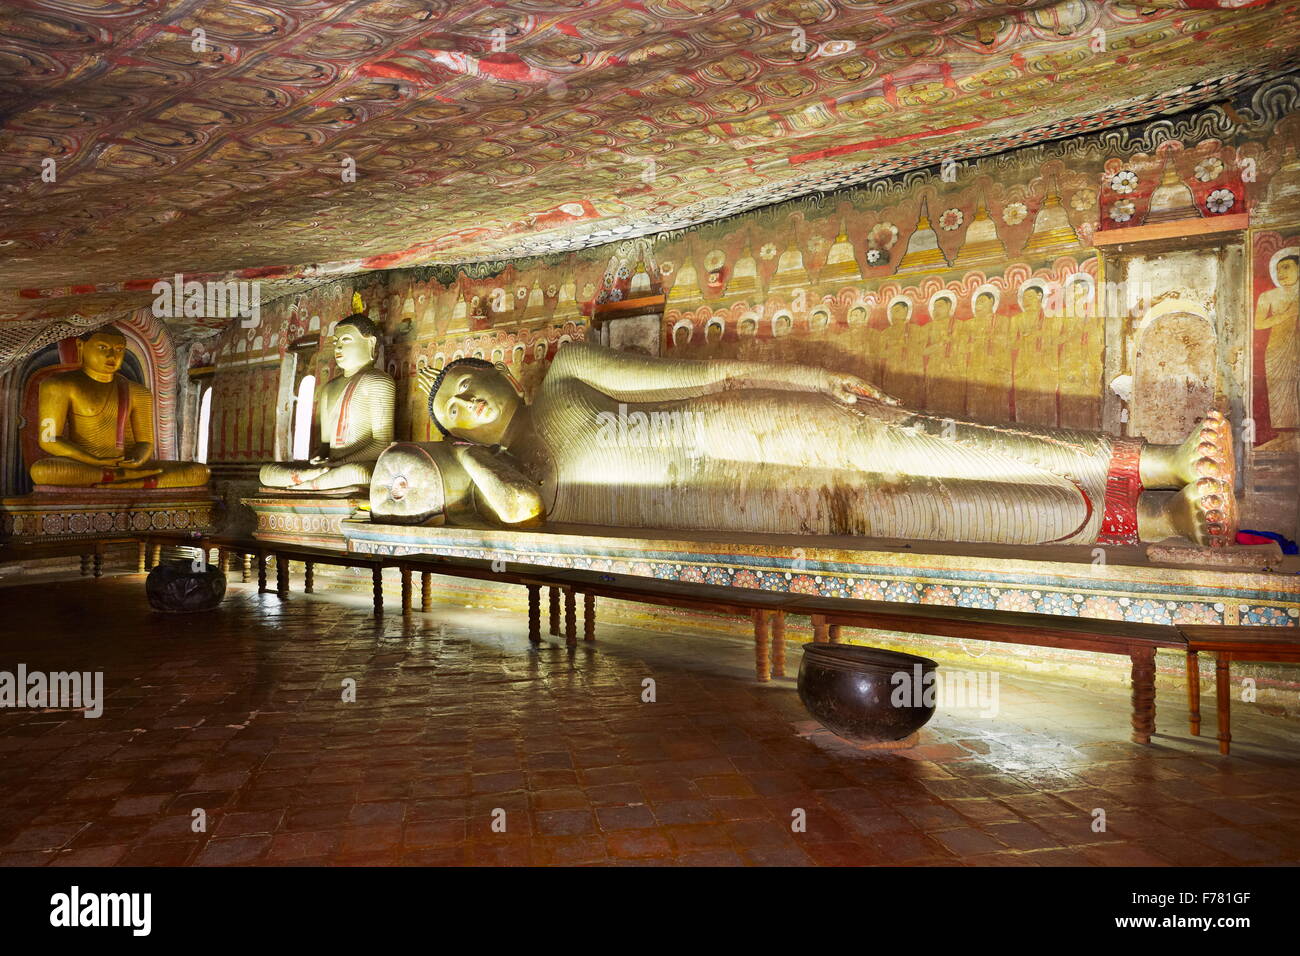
top-left (259, 311), bottom-right (395, 493)
top-left (383, 342), bottom-right (1235, 547)
top-left (30, 326), bottom-right (209, 489)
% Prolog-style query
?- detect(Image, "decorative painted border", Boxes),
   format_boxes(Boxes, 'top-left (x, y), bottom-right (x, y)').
top-left (343, 521), bottom-right (1300, 630)
top-left (0, 493), bottom-right (216, 541)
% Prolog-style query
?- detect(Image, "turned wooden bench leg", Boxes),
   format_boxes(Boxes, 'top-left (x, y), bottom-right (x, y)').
top-left (527, 584), bottom-right (541, 645)
top-left (79, 553), bottom-right (91, 576)
top-left (829, 624), bottom-right (842, 644)
top-left (257, 552), bottom-right (267, 593)
top-left (811, 614), bottom-right (828, 644)
top-left (1216, 653), bottom-right (1231, 756)
top-left (583, 592), bottom-right (596, 642)
top-left (549, 586), bottom-right (561, 636)
top-left (150, 544), bottom-right (161, 567)
top-left (421, 572), bottom-right (432, 612)
top-left (137, 541), bottom-right (147, 573)
top-left (753, 610), bottom-right (771, 682)
top-left (564, 589), bottom-right (577, 647)
top-left (93, 551), bottom-right (103, 578)
top-left (1129, 646), bottom-right (1157, 745)
top-left (276, 555), bottom-right (290, 598)
top-left (1186, 650), bottom-right (1201, 736)
top-left (770, 611), bottom-right (786, 678)
top-left (303, 561), bottom-right (314, 593)
top-left (372, 566), bottom-right (384, 617)
top-left (242, 553), bottom-right (252, 583)
top-left (400, 567), bottom-right (412, 614)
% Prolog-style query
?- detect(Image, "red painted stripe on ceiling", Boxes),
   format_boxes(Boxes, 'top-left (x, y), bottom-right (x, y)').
top-left (787, 120), bottom-right (985, 165)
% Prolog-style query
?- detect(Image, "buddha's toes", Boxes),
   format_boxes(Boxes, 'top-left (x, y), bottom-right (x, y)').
top-left (1167, 413), bottom-right (1236, 546)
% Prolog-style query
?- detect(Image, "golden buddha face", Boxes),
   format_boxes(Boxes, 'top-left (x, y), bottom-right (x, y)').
top-left (432, 363), bottom-right (521, 445)
top-left (932, 298), bottom-right (953, 323)
top-left (974, 293), bottom-right (995, 319)
top-left (331, 319), bottom-right (377, 375)
top-left (1022, 286), bottom-right (1044, 312)
top-left (80, 330), bottom-right (127, 382)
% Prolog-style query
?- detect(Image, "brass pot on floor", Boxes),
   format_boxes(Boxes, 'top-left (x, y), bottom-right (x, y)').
top-left (798, 643), bottom-right (937, 742)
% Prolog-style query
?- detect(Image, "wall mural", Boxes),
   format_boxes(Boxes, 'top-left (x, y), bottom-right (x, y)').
top-left (195, 79), bottom-right (1300, 539)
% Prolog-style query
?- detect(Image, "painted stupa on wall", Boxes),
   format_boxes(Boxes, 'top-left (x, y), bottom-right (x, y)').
top-left (1145, 160), bottom-right (1201, 224)
top-left (952, 196), bottom-right (1009, 266)
top-left (1021, 179), bottom-right (1081, 257)
top-left (896, 201), bottom-right (950, 274)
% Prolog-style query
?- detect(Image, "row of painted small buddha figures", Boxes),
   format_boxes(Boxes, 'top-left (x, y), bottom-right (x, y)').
top-left (34, 317), bottom-right (1237, 547)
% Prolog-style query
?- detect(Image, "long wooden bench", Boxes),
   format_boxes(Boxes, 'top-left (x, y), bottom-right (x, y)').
top-left (787, 596), bottom-right (1183, 745)
top-left (1180, 625), bottom-right (1300, 755)
top-left (0, 535), bottom-right (137, 578)
top-left (550, 569), bottom-right (1184, 745)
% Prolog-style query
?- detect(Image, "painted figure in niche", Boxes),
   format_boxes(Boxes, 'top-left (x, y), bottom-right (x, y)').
top-left (404, 342), bottom-right (1236, 548)
top-left (1254, 249), bottom-right (1299, 447)
top-left (810, 308), bottom-right (831, 335)
top-left (1012, 281), bottom-right (1058, 426)
top-left (1059, 273), bottom-right (1102, 429)
top-left (29, 327), bottom-right (209, 489)
top-left (924, 292), bottom-right (967, 415)
top-left (773, 312), bottom-right (794, 338)
top-left (880, 297), bottom-right (914, 404)
top-left (966, 287), bottom-right (1012, 423)
top-left (258, 313), bottom-right (396, 491)
top-left (738, 315), bottom-right (758, 339)
top-left (704, 318), bottom-right (725, 348)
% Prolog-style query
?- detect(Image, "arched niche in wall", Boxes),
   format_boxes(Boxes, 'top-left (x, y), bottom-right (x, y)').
top-left (3, 311), bottom-right (179, 495)
top-left (1128, 299), bottom-right (1216, 445)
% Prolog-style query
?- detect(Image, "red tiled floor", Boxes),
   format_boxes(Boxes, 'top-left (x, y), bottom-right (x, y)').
top-left (1, 574), bottom-right (1299, 867)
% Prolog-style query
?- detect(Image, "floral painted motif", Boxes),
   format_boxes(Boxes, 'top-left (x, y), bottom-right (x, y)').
top-left (1108, 199), bottom-right (1136, 222)
top-left (1206, 188), bottom-right (1235, 213)
top-left (939, 208), bottom-right (964, 231)
top-left (1037, 592), bottom-right (1080, 616)
top-left (883, 580), bottom-right (921, 603)
top-left (956, 588), bottom-right (997, 610)
top-left (1195, 156), bottom-right (1225, 182)
top-left (995, 590), bottom-right (1036, 613)
top-left (1002, 202), bottom-right (1028, 225)
top-left (1081, 595), bottom-right (1125, 620)
top-left (1070, 188), bottom-right (1098, 211)
top-left (790, 574), bottom-right (821, 595)
top-left (851, 578), bottom-right (885, 601)
top-left (921, 585), bottom-right (958, 605)
top-left (1239, 606), bottom-right (1299, 627)
top-left (759, 243), bottom-right (778, 260)
top-left (1126, 600), bottom-right (1174, 625)
top-left (658, 261), bottom-right (675, 276)
top-left (1173, 603), bottom-right (1223, 625)
top-left (1110, 169), bottom-right (1139, 193)
top-left (865, 248), bottom-right (887, 265)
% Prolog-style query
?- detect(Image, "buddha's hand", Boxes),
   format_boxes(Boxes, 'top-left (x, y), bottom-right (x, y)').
top-left (291, 466), bottom-right (329, 484)
top-left (825, 372), bottom-right (900, 407)
top-left (415, 366), bottom-right (438, 396)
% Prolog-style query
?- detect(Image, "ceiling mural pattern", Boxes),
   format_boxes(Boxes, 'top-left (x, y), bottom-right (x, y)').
top-left (0, 0), bottom-right (1298, 360)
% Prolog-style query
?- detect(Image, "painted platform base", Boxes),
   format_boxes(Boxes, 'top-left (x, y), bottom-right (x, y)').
top-left (245, 495), bottom-right (369, 550)
top-left (0, 488), bottom-right (217, 542)
top-left (342, 521), bottom-right (1300, 630)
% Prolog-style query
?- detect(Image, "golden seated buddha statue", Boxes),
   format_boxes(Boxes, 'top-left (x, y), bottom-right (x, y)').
top-left (259, 312), bottom-right (396, 493)
top-left (29, 327), bottom-right (209, 490)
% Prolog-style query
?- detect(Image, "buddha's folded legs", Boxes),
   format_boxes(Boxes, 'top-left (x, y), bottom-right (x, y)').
top-left (259, 461), bottom-right (373, 491)
top-left (30, 457), bottom-right (208, 489)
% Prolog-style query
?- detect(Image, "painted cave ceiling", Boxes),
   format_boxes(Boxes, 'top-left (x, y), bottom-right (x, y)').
top-left (1, 0), bottom-right (1299, 357)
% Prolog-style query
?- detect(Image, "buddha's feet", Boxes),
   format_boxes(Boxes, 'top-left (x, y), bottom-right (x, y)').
top-left (1136, 412), bottom-right (1237, 547)
top-left (1171, 410), bottom-right (1235, 488)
